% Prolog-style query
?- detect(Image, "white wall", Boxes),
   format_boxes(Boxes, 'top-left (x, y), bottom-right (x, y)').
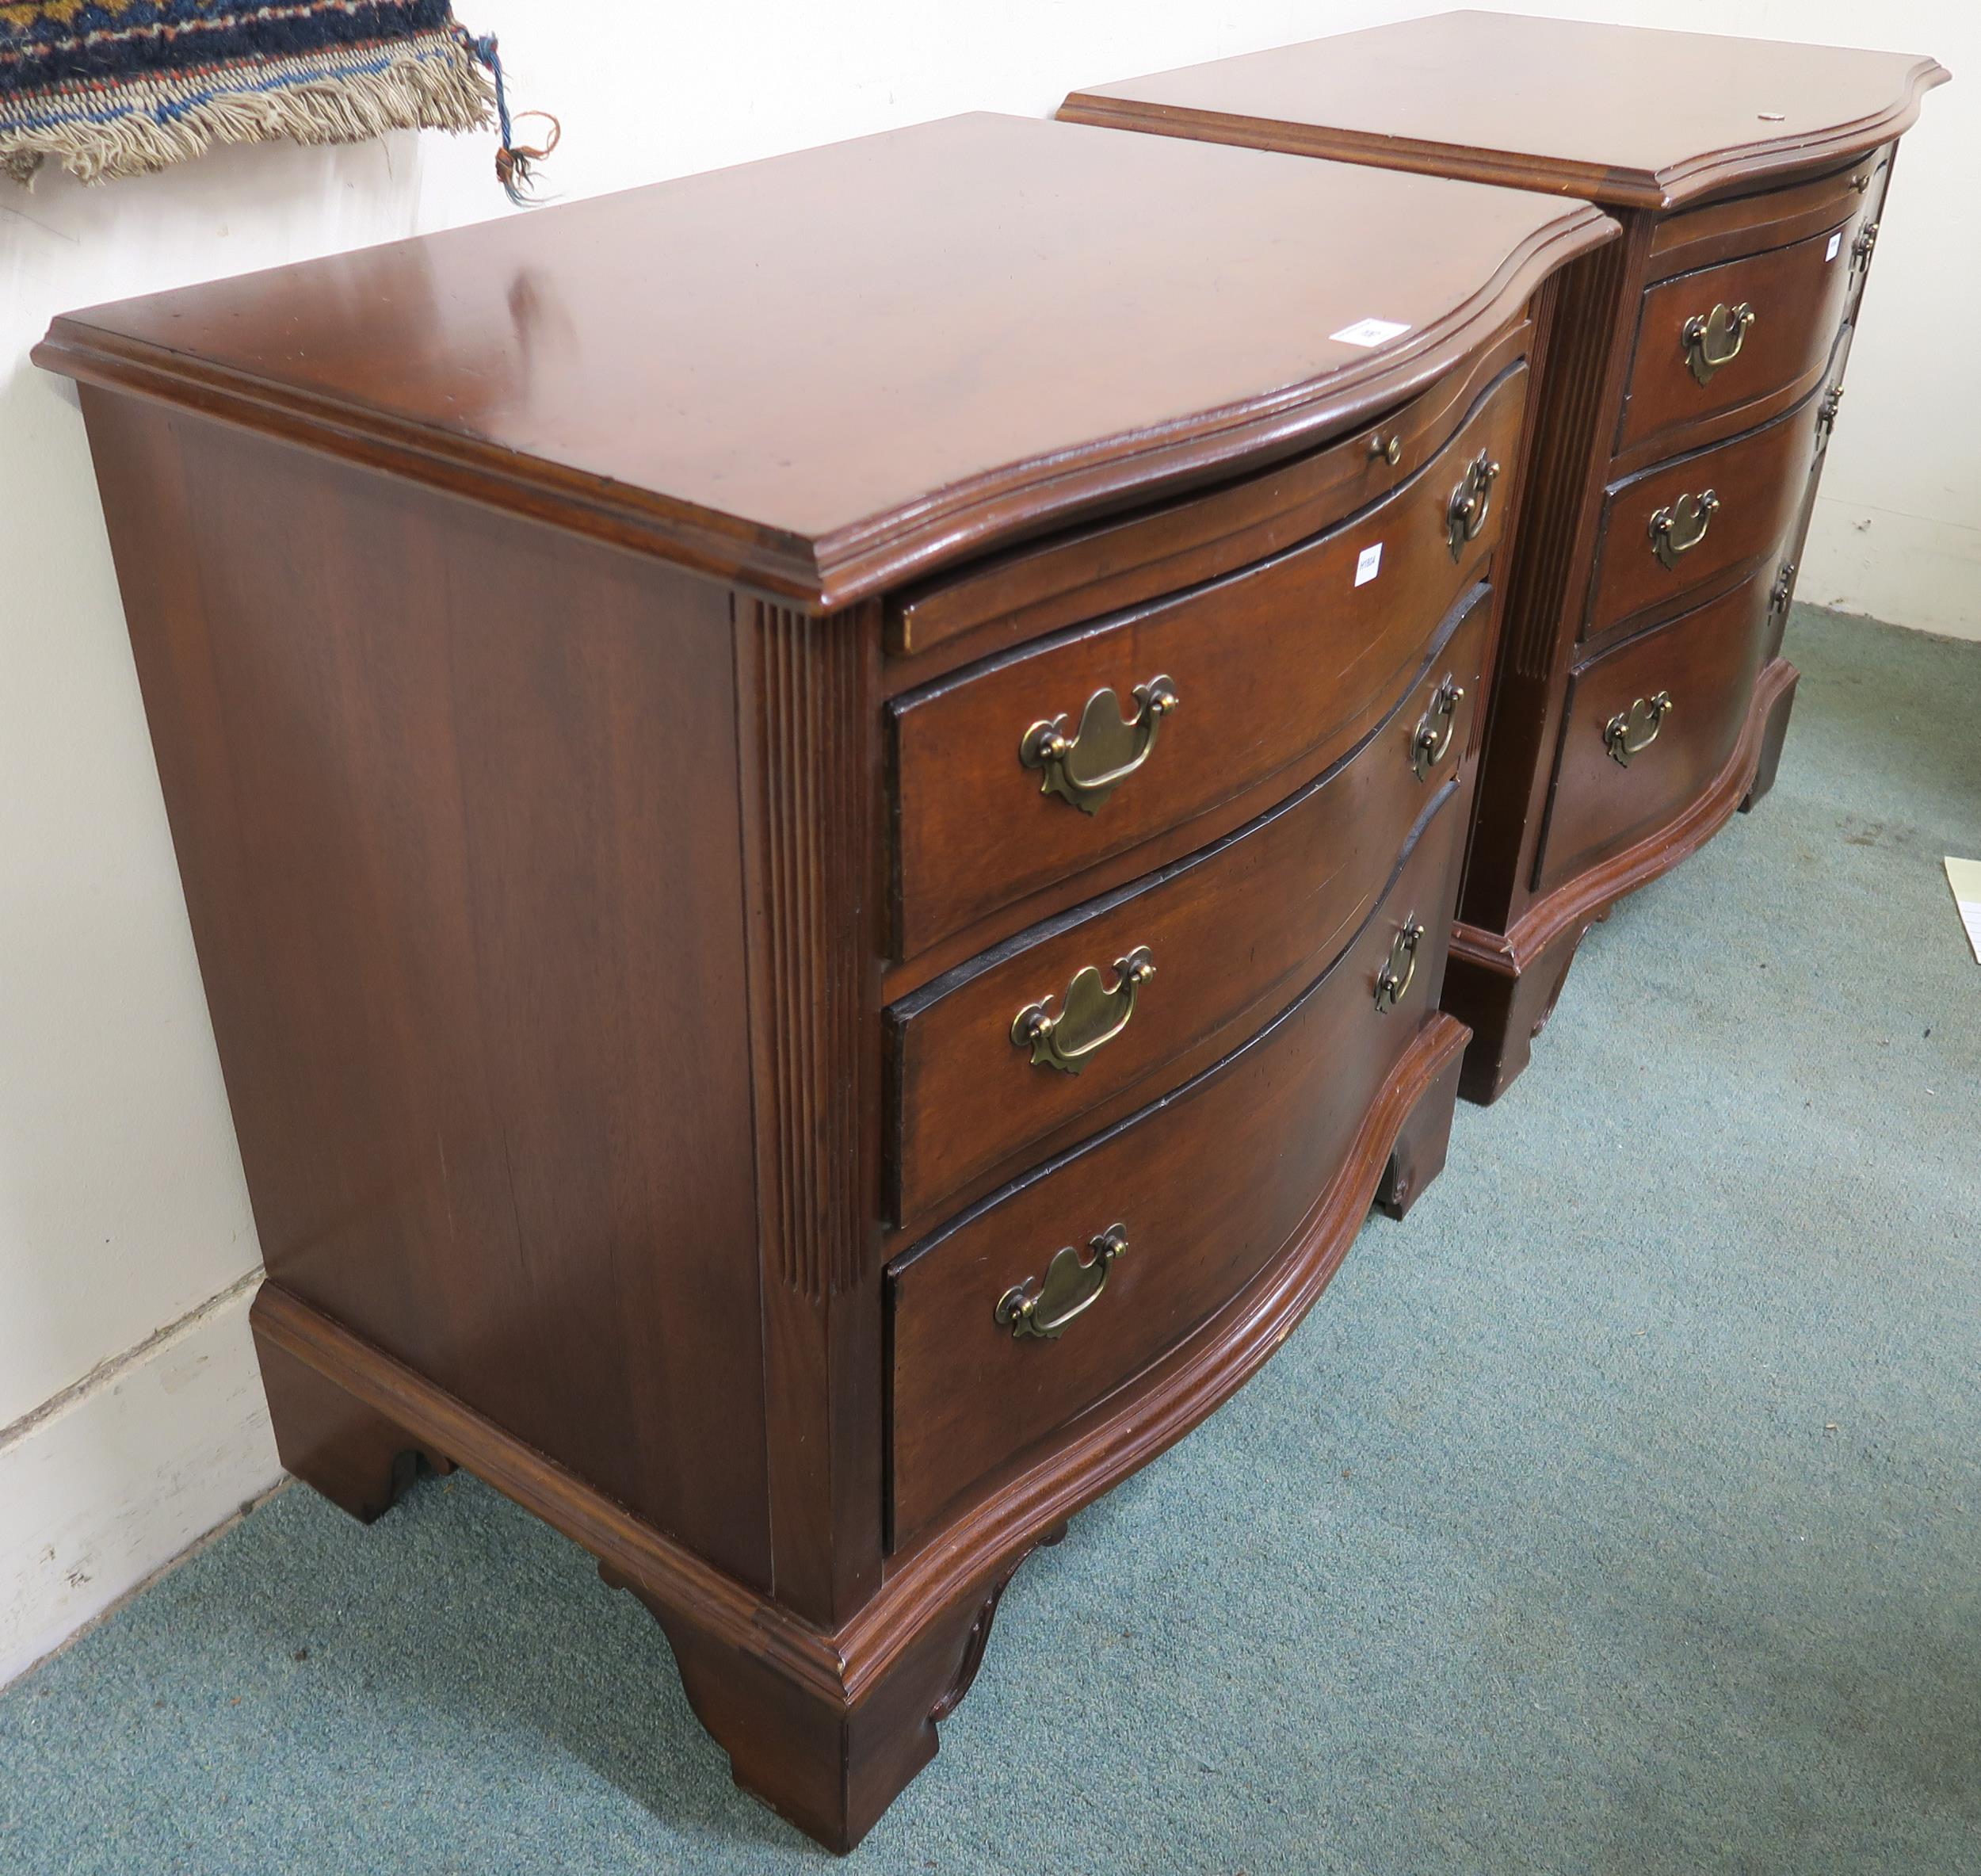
top-left (1503, 0), bottom-right (1979, 636)
top-left (1, 0), bottom-right (1971, 1683)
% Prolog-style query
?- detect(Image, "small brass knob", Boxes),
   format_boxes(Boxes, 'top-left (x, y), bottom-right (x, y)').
top-left (1368, 432), bottom-right (1403, 466)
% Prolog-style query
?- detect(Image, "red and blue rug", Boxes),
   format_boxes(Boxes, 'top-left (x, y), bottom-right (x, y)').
top-left (0, 1), bottom-right (493, 185)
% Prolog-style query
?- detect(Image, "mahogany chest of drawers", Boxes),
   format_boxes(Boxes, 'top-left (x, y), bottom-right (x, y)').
top-left (40, 114), bottom-right (1611, 1847)
top-left (1064, 11), bottom-right (1947, 1098)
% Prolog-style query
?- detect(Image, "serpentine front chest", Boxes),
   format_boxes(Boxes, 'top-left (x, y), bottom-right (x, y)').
top-left (39, 111), bottom-right (1612, 1848)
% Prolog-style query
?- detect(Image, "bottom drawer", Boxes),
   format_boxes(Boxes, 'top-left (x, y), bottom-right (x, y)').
top-left (886, 780), bottom-right (1467, 1549)
top-left (1536, 565), bottom-right (1775, 895)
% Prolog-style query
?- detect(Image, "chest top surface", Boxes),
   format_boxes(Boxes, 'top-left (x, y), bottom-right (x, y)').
top-left (1064, 11), bottom-right (1946, 214)
top-left (38, 110), bottom-right (1609, 606)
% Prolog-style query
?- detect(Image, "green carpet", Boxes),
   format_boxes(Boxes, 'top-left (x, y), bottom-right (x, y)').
top-left (3, 608), bottom-right (1977, 1874)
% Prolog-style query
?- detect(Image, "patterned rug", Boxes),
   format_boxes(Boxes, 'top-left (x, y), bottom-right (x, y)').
top-left (0, 1), bottom-right (493, 185)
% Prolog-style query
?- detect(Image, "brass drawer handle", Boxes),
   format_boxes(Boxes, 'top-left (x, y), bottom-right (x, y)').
top-left (1013, 947), bottom-right (1155, 1076)
top-left (1817, 382), bottom-right (1844, 441)
top-left (1680, 301), bottom-right (1756, 386)
top-left (1368, 430), bottom-right (1403, 466)
top-left (1373, 915), bottom-right (1426, 1014)
top-left (1411, 676), bottom-right (1465, 781)
top-left (1769, 561), bottom-right (1798, 625)
top-left (1851, 220), bottom-right (1880, 277)
top-left (1605, 691), bottom-right (1674, 767)
top-left (996, 1224), bottom-right (1129, 1341)
top-left (1020, 676), bottom-right (1178, 815)
top-left (1445, 450), bottom-right (1502, 560)
top-left (1648, 489), bottom-right (1719, 571)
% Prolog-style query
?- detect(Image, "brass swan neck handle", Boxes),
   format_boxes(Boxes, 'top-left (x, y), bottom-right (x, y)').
top-left (1445, 450), bottom-right (1502, 561)
top-left (1021, 676), bottom-right (1179, 814)
top-left (1605, 691), bottom-right (1674, 767)
top-left (1013, 948), bottom-right (1155, 1076)
top-left (1648, 489), bottom-right (1719, 571)
top-left (1681, 301), bottom-right (1756, 386)
top-left (1412, 676), bottom-right (1466, 781)
top-left (1374, 916), bottom-right (1426, 1014)
top-left (996, 1225), bottom-right (1130, 1341)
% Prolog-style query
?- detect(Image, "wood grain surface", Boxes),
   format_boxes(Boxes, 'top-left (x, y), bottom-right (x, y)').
top-left (1062, 12), bottom-right (1945, 210)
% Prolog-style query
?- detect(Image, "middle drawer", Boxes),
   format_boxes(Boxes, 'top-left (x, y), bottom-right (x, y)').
top-left (1583, 385), bottom-right (1822, 642)
top-left (889, 363), bottom-right (1526, 959)
top-left (888, 584), bottom-right (1489, 1226)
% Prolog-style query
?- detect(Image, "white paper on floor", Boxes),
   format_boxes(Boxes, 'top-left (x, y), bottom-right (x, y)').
top-left (1944, 857), bottom-right (1981, 965)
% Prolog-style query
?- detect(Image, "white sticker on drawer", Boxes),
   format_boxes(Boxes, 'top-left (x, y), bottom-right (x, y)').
top-left (1330, 317), bottom-right (1412, 348)
top-left (1355, 543), bottom-right (1384, 587)
top-left (1826, 231), bottom-right (1843, 262)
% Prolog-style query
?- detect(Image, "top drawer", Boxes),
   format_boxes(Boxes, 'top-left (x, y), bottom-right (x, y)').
top-left (889, 362), bottom-right (1527, 959)
top-left (1617, 215), bottom-right (1856, 459)
top-left (888, 324), bottom-right (1529, 662)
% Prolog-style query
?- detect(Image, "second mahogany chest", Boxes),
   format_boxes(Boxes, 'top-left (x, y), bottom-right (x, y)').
top-left (1064, 10), bottom-right (1948, 1098)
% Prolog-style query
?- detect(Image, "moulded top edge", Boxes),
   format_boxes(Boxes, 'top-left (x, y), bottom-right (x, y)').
top-left (36, 110), bottom-right (1616, 606)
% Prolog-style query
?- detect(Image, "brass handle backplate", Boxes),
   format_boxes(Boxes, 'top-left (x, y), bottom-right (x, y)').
top-left (1681, 301), bottom-right (1756, 386)
top-left (996, 1224), bottom-right (1129, 1341)
top-left (1445, 451), bottom-right (1502, 561)
top-left (1013, 947), bottom-right (1155, 1076)
top-left (1373, 916), bottom-right (1426, 1014)
top-left (1021, 676), bottom-right (1178, 815)
top-left (1411, 676), bottom-right (1465, 781)
top-left (1851, 220), bottom-right (1880, 277)
top-left (1605, 691), bottom-right (1674, 767)
top-left (1648, 489), bottom-right (1719, 571)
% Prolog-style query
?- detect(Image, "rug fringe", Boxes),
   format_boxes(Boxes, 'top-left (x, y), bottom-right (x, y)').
top-left (1, 34), bottom-right (493, 186)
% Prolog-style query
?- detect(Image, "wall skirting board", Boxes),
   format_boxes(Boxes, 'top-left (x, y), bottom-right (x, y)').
top-left (0, 1274), bottom-right (281, 1688)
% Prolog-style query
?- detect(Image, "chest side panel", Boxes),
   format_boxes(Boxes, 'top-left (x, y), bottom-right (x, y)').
top-left (81, 390), bottom-right (774, 1590)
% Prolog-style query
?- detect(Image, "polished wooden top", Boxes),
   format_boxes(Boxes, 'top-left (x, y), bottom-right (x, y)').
top-left (1063, 11), bottom-right (1948, 213)
top-left (38, 112), bottom-right (1609, 606)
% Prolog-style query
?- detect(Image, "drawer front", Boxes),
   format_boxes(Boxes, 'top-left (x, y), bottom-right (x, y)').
top-left (1618, 217), bottom-right (1855, 458)
top-left (1648, 152), bottom-right (1885, 273)
top-left (887, 783), bottom-right (1465, 1546)
top-left (1843, 153), bottom-right (1893, 327)
top-left (890, 365), bottom-right (1525, 959)
top-left (1537, 567), bottom-right (1775, 895)
top-left (888, 323), bottom-right (1529, 661)
top-left (889, 586), bottom-right (1490, 1225)
top-left (1584, 392), bottom-right (1816, 641)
